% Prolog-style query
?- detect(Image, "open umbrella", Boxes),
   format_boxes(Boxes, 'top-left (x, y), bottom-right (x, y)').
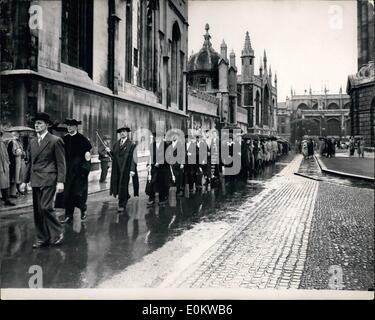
top-left (242, 133), bottom-right (259, 140)
top-left (5, 126), bottom-right (34, 132)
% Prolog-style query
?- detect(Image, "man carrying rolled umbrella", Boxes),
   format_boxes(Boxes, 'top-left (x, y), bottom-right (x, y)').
top-left (61, 118), bottom-right (92, 224)
top-left (106, 126), bottom-right (137, 212)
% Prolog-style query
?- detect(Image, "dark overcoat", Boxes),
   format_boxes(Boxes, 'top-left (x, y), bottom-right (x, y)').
top-left (110, 138), bottom-right (136, 199)
top-left (63, 133), bottom-right (92, 205)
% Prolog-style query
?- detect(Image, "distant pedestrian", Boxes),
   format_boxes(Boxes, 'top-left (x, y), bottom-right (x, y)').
top-left (0, 130), bottom-right (15, 206)
top-left (21, 112), bottom-right (65, 248)
top-left (7, 130), bottom-right (26, 198)
top-left (307, 138), bottom-right (314, 158)
top-left (61, 118), bottom-right (92, 224)
top-left (357, 137), bottom-right (365, 158)
top-left (349, 136), bottom-right (355, 156)
top-left (98, 135), bottom-right (112, 183)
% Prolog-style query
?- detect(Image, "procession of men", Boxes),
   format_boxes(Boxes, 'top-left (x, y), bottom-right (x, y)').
top-left (0, 112), bottom-right (290, 249)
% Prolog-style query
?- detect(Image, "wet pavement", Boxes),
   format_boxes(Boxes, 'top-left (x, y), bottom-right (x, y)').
top-left (297, 156), bottom-right (374, 189)
top-left (0, 155), bottom-right (293, 288)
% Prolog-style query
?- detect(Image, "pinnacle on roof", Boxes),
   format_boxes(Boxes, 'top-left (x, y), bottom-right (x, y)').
top-left (241, 31), bottom-right (254, 57)
top-left (203, 23), bottom-right (212, 48)
top-left (221, 40), bottom-right (227, 48)
top-left (259, 57), bottom-right (263, 70)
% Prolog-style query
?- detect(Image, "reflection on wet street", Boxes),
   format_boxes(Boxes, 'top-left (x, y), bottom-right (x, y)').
top-left (0, 155), bottom-right (293, 288)
top-left (298, 157), bottom-right (373, 189)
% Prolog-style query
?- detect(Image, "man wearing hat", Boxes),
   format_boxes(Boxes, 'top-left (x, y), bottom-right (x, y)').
top-left (147, 131), bottom-right (170, 205)
top-left (98, 135), bottom-right (112, 183)
top-left (61, 118), bottom-right (92, 223)
top-left (106, 126), bottom-right (136, 212)
top-left (21, 112), bottom-right (65, 248)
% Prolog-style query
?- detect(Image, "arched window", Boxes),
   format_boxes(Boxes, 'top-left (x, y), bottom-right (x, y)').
top-left (297, 103), bottom-right (309, 110)
top-left (371, 97), bottom-right (375, 147)
top-left (327, 103), bottom-right (339, 110)
top-left (255, 91), bottom-right (260, 126)
top-left (125, 0), bottom-right (132, 83)
top-left (263, 86), bottom-right (269, 126)
top-left (343, 102), bottom-right (351, 109)
top-left (171, 22), bottom-right (182, 109)
top-left (312, 103), bottom-right (318, 110)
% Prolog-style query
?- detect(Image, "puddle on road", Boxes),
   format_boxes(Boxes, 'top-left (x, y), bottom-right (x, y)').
top-left (298, 157), bottom-right (373, 189)
top-left (0, 155), bottom-right (293, 288)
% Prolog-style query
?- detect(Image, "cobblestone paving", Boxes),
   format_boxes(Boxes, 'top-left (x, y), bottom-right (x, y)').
top-left (169, 155), bottom-right (320, 289)
top-left (299, 181), bottom-right (374, 290)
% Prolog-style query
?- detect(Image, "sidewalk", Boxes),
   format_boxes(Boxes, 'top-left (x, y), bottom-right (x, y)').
top-left (100, 155), bottom-right (320, 289)
top-left (0, 168), bottom-right (148, 214)
top-left (315, 154), bottom-right (374, 181)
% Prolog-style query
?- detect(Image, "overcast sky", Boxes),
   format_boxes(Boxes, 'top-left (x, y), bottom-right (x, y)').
top-left (188, 0), bottom-right (358, 102)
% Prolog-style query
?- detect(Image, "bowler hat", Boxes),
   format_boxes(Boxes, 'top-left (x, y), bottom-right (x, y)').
top-left (64, 118), bottom-right (82, 126)
top-left (116, 126), bottom-right (131, 133)
top-left (32, 112), bottom-right (53, 124)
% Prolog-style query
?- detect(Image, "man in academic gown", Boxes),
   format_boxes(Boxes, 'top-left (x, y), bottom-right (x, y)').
top-left (61, 118), bottom-right (92, 224)
top-left (107, 126), bottom-right (136, 212)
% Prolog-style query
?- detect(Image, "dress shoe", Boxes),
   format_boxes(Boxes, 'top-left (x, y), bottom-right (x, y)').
top-left (51, 233), bottom-right (64, 246)
top-left (4, 200), bottom-right (16, 206)
top-left (32, 241), bottom-right (49, 249)
top-left (61, 217), bottom-right (73, 224)
top-left (81, 212), bottom-right (87, 221)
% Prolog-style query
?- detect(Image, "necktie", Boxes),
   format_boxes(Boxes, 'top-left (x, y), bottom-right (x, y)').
top-left (38, 137), bottom-right (42, 146)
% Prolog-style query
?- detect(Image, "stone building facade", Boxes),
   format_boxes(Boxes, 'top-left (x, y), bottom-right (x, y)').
top-left (347, 0), bottom-right (375, 148)
top-left (187, 25), bottom-right (278, 135)
top-left (276, 101), bottom-right (292, 142)
top-left (0, 0), bottom-right (189, 154)
top-left (287, 89), bottom-right (351, 137)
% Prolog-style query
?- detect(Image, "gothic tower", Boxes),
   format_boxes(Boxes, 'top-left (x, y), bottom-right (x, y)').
top-left (241, 31), bottom-right (255, 128)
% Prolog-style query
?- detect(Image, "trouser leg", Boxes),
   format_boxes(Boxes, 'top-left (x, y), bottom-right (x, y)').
top-left (39, 186), bottom-right (63, 240)
top-left (100, 161), bottom-right (109, 182)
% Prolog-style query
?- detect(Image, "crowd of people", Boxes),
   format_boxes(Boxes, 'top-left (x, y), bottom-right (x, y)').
top-left (0, 111), bottom-right (291, 249)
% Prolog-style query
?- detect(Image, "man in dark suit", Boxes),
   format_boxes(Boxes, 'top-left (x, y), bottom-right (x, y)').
top-left (21, 112), bottom-right (66, 248)
top-left (107, 126), bottom-right (136, 212)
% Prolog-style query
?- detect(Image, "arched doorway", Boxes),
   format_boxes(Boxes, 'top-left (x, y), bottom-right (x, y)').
top-left (326, 118), bottom-right (341, 136)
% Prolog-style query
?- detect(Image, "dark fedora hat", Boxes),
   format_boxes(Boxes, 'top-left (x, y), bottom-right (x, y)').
top-left (32, 112), bottom-right (53, 124)
top-left (63, 118), bottom-right (82, 126)
top-left (116, 126), bottom-right (131, 133)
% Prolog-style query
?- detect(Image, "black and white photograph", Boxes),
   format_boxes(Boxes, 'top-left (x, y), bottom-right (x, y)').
top-left (0, 0), bottom-right (374, 303)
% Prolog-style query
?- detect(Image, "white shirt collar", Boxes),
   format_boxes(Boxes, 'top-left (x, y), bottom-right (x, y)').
top-left (69, 131), bottom-right (78, 136)
top-left (172, 140), bottom-right (177, 148)
top-left (37, 131), bottom-right (48, 140)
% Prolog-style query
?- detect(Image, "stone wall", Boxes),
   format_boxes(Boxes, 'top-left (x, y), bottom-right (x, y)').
top-left (350, 84), bottom-right (375, 147)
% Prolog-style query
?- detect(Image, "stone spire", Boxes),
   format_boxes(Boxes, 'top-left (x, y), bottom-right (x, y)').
top-left (220, 40), bottom-right (228, 60)
top-left (263, 49), bottom-right (267, 70)
top-left (241, 31), bottom-right (254, 57)
top-left (269, 65), bottom-right (272, 78)
top-left (230, 49), bottom-right (236, 68)
top-left (203, 23), bottom-right (212, 48)
top-left (259, 57), bottom-right (263, 76)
